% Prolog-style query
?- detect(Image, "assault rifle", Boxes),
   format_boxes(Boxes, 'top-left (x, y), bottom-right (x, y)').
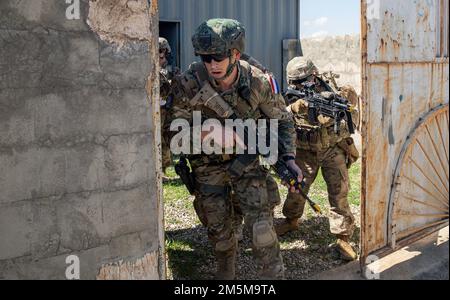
top-left (284, 82), bottom-right (356, 135)
top-left (273, 159), bottom-right (322, 214)
top-left (186, 82), bottom-right (321, 214)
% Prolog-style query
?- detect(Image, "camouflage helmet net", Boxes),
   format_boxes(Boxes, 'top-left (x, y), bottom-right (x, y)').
top-left (159, 37), bottom-right (171, 54)
top-left (287, 57), bottom-right (319, 83)
top-left (192, 18), bottom-right (245, 55)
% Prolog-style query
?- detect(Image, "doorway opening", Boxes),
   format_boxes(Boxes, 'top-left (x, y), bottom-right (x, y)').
top-left (159, 21), bottom-right (181, 69)
top-left (160, 2), bottom-right (364, 280)
top-left (159, 0), bottom-right (449, 280)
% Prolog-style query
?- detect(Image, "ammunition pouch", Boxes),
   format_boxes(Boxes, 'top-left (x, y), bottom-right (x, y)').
top-left (337, 137), bottom-right (360, 168)
top-left (296, 126), bottom-right (322, 152)
top-left (188, 154), bottom-right (233, 169)
top-left (296, 120), bottom-right (355, 152)
top-left (198, 183), bottom-right (230, 197)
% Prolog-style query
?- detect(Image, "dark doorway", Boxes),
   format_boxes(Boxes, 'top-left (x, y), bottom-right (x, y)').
top-left (159, 21), bottom-right (181, 69)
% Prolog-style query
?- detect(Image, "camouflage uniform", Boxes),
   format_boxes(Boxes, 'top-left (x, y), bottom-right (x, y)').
top-left (194, 170), bottom-right (281, 241)
top-left (193, 52), bottom-right (276, 241)
top-left (159, 37), bottom-right (180, 173)
top-left (190, 46), bottom-right (278, 242)
top-left (230, 53), bottom-right (278, 239)
top-left (276, 57), bottom-right (360, 261)
top-left (166, 19), bottom-right (297, 279)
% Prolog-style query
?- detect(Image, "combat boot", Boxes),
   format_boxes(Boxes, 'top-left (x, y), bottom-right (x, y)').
top-left (335, 235), bottom-right (357, 261)
top-left (215, 250), bottom-right (236, 280)
top-left (275, 218), bottom-right (299, 236)
top-left (260, 263), bottom-right (285, 280)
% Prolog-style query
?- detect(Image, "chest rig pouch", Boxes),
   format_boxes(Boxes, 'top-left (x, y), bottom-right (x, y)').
top-left (183, 62), bottom-right (260, 167)
top-left (189, 62), bottom-right (259, 120)
top-left (296, 124), bottom-right (322, 152)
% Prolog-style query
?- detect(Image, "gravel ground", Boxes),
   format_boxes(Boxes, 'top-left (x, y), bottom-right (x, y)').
top-left (164, 181), bottom-right (361, 280)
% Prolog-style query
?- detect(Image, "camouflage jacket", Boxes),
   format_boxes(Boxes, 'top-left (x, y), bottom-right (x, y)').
top-left (160, 64), bottom-right (180, 100)
top-left (166, 60), bottom-right (297, 160)
top-left (288, 77), bottom-right (359, 151)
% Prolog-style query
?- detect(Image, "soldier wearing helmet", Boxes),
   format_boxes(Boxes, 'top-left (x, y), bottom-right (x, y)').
top-left (164, 19), bottom-right (302, 279)
top-left (159, 37), bottom-right (180, 178)
top-left (159, 37), bottom-right (171, 69)
top-left (276, 56), bottom-right (360, 262)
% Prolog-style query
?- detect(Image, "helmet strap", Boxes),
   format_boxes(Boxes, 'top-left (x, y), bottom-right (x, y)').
top-left (214, 56), bottom-right (237, 81)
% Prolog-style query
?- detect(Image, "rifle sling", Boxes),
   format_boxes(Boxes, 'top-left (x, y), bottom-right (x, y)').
top-left (187, 62), bottom-right (260, 178)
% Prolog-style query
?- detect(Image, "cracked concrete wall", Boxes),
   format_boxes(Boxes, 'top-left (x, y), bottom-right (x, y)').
top-left (300, 35), bottom-right (361, 94)
top-left (0, 0), bottom-right (163, 279)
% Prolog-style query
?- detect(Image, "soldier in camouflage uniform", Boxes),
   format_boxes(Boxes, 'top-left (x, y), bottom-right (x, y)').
top-left (189, 50), bottom-right (276, 242)
top-left (275, 57), bottom-right (360, 261)
top-left (165, 19), bottom-right (302, 279)
top-left (192, 53), bottom-right (278, 242)
top-left (229, 54), bottom-right (278, 241)
top-left (159, 37), bottom-right (180, 176)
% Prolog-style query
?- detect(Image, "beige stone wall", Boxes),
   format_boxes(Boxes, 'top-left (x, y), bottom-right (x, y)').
top-left (300, 35), bottom-right (361, 94)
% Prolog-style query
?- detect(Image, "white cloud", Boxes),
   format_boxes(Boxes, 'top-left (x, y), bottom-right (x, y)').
top-left (314, 17), bottom-right (328, 26)
top-left (303, 17), bottom-right (328, 27)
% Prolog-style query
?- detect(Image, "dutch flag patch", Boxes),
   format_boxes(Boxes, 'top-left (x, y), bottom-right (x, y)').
top-left (267, 75), bottom-right (280, 95)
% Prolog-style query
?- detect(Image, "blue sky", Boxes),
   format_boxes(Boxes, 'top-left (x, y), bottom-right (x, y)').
top-left (301, 0), bottom-right (361, 38)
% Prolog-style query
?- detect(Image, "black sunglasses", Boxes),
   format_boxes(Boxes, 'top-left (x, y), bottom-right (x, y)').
top-left (200, 53), bottom-right (229, 63)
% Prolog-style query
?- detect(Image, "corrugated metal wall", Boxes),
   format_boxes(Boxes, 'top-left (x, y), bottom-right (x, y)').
top-left (159, 0), bottom-right (300, 86)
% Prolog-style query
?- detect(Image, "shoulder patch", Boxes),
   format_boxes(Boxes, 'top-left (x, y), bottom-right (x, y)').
top-left (266, 74), bottom-right (280, 95)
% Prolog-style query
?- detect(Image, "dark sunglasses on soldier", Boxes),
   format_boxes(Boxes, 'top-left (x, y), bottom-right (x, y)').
top-left (200, 53), bottom-right (229, 63)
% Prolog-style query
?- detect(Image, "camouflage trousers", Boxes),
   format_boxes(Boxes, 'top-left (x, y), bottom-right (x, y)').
top-left (161, 107), bottom-right (172, 172)
top-left (283, 145), bottom-right (355, 237)
top-left (192, 159), bottom-right (284, 279)
top-left (229, 174), bottom-right (281, 231)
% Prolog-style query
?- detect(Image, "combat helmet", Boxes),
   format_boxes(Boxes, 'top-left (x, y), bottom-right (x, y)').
top-left (192, 19), bottom-right (245, 80)
top-left (192, 18), bottom-right (245, 56)
top-left (159, 37), bottom-right (171, 55)
top-left (287, 57), bottom-right (319, 84)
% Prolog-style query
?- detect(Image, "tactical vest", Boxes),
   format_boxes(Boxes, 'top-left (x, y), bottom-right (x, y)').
top-left (176, 61), bottom-right (264, 166)
top-left (188, 61), bottom-right (263, 120)
top-left (293, 106), bottom-right (351, 152)
top-left (291, 77), bottom-right (353, 152)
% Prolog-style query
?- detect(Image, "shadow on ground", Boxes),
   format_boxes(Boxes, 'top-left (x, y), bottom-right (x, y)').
top-left (165, 215), bottom-right (361, 280)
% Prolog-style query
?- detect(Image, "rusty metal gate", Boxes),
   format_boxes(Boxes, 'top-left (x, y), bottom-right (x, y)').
top-left (361, 0), bottom-right (449, 262)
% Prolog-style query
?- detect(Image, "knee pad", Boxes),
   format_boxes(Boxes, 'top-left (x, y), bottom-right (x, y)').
top-left (253, 221), bottom-right (277, 248)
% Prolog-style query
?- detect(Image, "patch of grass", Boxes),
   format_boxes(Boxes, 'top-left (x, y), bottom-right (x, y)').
top-left (163, 166), bottom-right (191, 206)
top-left (164, 166), bottom-right (178, 178)
top-left (347, 161), bottom-right (361, 206)
top-left (165, 237), bottom-right (204, 279)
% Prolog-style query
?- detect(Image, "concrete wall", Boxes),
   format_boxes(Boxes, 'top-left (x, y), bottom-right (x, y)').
top-left (300, 34), bottom-right (361, 94)
top-left (0, 0), bottom-right (163, 279)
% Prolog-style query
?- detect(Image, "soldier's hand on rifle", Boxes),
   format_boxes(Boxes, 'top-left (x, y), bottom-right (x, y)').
top-left (201, 125), bottom-right (246, 151)
top-left (281, 154), bottom-right (303, 193)
top-left (317, 114), bottom-right (332, 124)
top-left (289, 99), bottom-right (309, 114)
